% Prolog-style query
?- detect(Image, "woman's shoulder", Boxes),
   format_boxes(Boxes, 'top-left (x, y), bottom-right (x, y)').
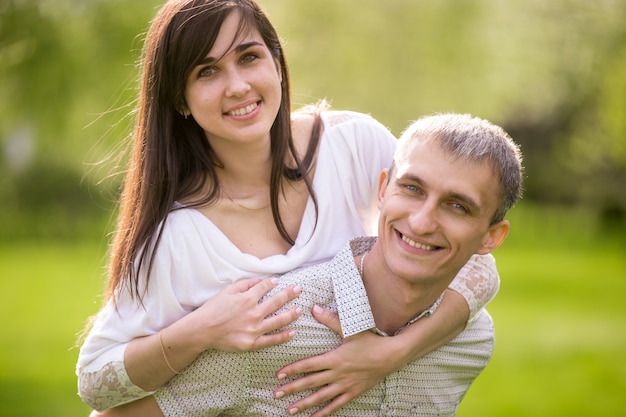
top-left (320, 110), bottom-right (396, 147)
top-left (159, 206), bottom-right (206, 238)
top-left (291, 106), bottom-right (396, 163)
top-left (293, 107), bottom-right (389, 137)
top-left (290, 110), bottom-right (317, 147)
top-left (321, 109), bottom-right (378, 128)
top-left (293, 106), bottom-right (377, 126)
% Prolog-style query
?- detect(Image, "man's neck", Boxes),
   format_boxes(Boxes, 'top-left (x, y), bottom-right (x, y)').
top-left (358, 245), bottom-right (451, 335)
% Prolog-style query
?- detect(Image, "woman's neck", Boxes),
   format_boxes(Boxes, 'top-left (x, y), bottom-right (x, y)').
top-left (213, 137), bottom-right (273, 189)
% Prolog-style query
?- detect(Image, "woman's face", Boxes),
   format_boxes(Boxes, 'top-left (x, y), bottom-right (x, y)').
top-left (184, 10), bottom-right (282, 151)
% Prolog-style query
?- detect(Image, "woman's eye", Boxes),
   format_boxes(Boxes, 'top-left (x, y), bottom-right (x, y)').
top-left (240, 53), bottom-right (258, 64)
top-left (198, 66), bottom-right (218, 78)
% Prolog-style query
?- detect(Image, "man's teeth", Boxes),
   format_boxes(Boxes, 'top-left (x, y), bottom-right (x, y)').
top-left (401, 235), bottom-right (437, 250)
top-left (229, 103), bottom-right (257, 116)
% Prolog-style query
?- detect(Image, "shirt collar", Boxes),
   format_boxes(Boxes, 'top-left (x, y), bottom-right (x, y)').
top-left (330, 237), bottom-right (445, 338)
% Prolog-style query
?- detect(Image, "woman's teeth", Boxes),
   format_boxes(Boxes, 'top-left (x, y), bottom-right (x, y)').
top-left (228, 102), bottom-right (257, 116)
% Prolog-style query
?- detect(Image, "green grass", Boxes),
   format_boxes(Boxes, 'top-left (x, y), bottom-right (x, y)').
top-left (0, 204), bottom-right (624, 416)
top-left (0, 241), bottom-right (106, 417)
top-left (458, 205), bottom-right (626, 416)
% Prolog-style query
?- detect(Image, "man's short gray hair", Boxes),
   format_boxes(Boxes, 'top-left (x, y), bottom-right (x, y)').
top-left (397, 113), bottom-right (524, 223)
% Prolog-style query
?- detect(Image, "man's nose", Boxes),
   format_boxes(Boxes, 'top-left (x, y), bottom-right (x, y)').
top-left (407, 201), bottom-right (438, 234)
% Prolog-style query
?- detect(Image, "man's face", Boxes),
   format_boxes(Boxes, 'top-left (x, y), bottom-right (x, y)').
top-left (376, 137), bottom-right (509, 287)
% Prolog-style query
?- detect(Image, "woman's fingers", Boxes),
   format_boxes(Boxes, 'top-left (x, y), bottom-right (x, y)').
top-left (260, 303), bottom-right (303, 333)
top-left (252, 328), bottom-right (296, 350)
top-left (276, 345), bottom-right (332, 381)
top-left (229, 277), bottom-right (264, 293)
top-left (275, 371), bottom-right (358, 417)
top-left (256, 281), bottom-right (302, 313)
top-left (311, 305), bottom-right (342, 336)
top-left (193, 277), bottom-right (302, 351)
top-left (288, 388), bottom-right (351, 417)
top-left (275, 368), bottom-right (331, 396)
top-left (245, 278), bottom-right (303, 349)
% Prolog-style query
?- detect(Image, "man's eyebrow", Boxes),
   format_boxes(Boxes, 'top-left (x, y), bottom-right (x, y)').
top-left (399, 173), bottom-right (481, 213)
top-left (448, 191), bottom-right (481, 213)
top-left (198, 41), bottom-right (263, 65)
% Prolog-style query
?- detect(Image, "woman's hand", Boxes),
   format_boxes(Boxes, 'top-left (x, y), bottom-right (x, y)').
top-left (273, 306), bottom-right (404, 417)
top-left (188, 277), bottom-right (303, 352)
top-left (126, 277), bottom-right (302, 392)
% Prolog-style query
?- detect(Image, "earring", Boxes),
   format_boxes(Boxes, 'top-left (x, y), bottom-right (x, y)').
top-left (178, 106), bottom-right (191, 119)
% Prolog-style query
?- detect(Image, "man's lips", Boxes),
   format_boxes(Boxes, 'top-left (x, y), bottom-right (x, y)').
top-left (400, 233), bottom-right (440, 251)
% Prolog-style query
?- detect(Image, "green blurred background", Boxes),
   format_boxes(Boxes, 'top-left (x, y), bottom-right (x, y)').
top-left (1, 0), bottom-right (624, 416)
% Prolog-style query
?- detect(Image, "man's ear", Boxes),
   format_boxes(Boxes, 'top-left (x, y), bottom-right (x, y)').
top-left (377, 169), bottom-right (390, 210)
top-left (477, 220), bottom-right (510, 255)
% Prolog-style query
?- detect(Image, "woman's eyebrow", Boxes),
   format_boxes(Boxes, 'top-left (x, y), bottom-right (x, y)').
top-left (198, 41), bottom-right (263, 65)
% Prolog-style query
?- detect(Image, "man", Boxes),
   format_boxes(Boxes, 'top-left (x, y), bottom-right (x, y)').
top-left (105, 113), bottom-right (523, 416)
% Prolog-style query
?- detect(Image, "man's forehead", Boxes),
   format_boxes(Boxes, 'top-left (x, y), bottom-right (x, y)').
top-left (394, 140), bottom-right (499, 209)
top-left (395, 138), bottom-right (441, 168)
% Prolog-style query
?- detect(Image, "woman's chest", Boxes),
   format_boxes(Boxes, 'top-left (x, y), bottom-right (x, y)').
top-left (199, 183), bottom-right (310, 258)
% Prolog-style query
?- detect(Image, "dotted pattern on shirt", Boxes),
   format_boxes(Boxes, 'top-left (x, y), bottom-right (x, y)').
top-left (154, 237), bottom-right (494, 416)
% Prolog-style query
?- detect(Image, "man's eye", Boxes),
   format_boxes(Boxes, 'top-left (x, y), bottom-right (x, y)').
top-left (405, 184), bottom-right (421, 193)
top-left (451, 202), bottom-right (468, 213)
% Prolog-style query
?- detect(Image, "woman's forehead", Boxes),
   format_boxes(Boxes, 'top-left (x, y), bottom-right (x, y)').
top-left (205, 10), bottom-right (262, 58)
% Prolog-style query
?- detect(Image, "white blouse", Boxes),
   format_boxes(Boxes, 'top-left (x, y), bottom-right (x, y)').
top-left (76, 111), bottom-right (500, 411)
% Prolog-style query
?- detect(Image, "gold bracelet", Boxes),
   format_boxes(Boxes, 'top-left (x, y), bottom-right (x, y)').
top-left (159, 331), bottom-right (181, 374)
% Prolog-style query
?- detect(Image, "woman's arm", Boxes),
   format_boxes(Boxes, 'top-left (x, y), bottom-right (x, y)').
top-left (89, 395), bottom-right (164, 417)
top-left (274, 254), bottom-right (498, 417)
top-left (124, 278), bottom-right (302, 391)
top-left (78, 278), bottom-right (302, 411)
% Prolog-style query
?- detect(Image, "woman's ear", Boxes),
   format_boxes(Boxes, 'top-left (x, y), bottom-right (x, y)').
top-left (178, 106), bottom-right (191, 118)
top-left (477, 220), bottom-right (510, 255)
top-left (177, 99), bottom-right (191, 118)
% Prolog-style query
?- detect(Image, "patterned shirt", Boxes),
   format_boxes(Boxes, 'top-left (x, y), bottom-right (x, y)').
top-left (154, 237), bottom-right (495, 416)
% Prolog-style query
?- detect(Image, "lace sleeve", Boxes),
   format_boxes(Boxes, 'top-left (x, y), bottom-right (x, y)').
top-left (78, 360), bottom-right (154, 411)
top-left (448, 253), bottom-right (500, 321)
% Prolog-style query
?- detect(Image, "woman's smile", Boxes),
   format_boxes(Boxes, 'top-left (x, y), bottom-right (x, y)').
top-left (184, 10), bottom-right (282, 146)
top-left (226, 101), bottom-right (260, 117)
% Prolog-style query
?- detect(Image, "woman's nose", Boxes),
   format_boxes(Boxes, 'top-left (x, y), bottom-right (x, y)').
top-left (224, 69), bottom-right (251, 97)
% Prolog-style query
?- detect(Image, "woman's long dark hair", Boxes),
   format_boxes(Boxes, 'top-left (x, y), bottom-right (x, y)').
top-left (106, 0), bottom-right (319, 304)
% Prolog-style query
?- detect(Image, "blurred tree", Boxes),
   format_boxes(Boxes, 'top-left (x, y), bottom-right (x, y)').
top-left (498, 0), bottom-right (626, 227)
top-left (1, 0), bottom-right (625, 240)
top-left (0, 0), bottom-right (162, 240)
top-left (260, 0), bottom-right (626, 225)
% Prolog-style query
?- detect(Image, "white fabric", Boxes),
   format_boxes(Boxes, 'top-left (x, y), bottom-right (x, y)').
top-left (155, 237), bottom-right (495, 417)
top-left (76, 111), bottom-right (499, 411)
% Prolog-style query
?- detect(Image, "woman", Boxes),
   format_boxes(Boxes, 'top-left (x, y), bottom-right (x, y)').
top-left (77, 0), bottom-right (500, 415)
